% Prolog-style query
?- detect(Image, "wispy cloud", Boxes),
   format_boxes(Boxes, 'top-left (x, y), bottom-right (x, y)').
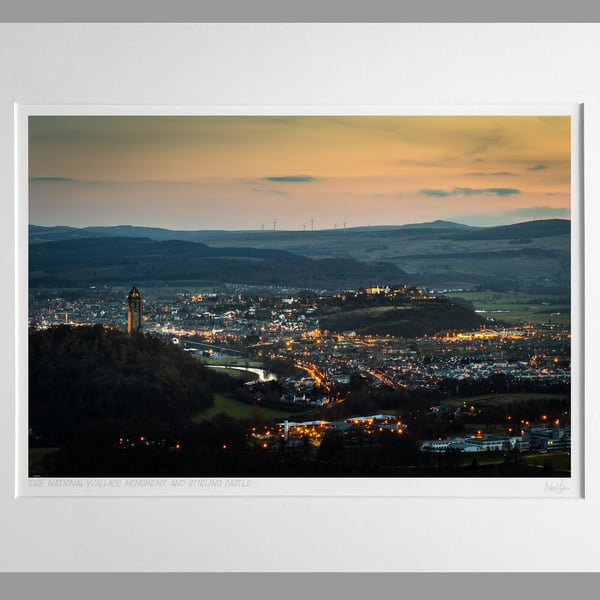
top-left (30, 176), bottom-right (76, 182)
top-left (467, 172), bottom-right (514, 177)
top-left (421, 187), bottom-right (520, 198)
top-left (476, 188), bottom-right (520, 197)
top-left (264, 175), bottom-right (316, 183)
top-left (30, 177), bottom-right (206, 186)
top-left (252, 187), bottom-right (288, 196)
top-left (527, 164), bottom-right (548, 171)
top-left (421, 189), bottom-right (453, 198)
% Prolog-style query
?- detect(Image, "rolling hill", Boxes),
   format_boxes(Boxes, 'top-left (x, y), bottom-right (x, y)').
top-left (28, 236), bottom-right (409, 290)
top-left (29, 219), bottom-right (571, 293)
top-left (317, 296), bottom-right (485, 338)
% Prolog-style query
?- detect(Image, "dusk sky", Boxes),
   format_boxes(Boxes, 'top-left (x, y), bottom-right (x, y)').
top-left (28, 115), bottom-right (571, 230)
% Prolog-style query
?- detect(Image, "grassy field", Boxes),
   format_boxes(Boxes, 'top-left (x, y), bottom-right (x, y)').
top-left (192, 393), bottom-right (300, 422)
top-left (449, 290), bottom-right (570, 326)
top-left (201, 357), bottom-right (262, 368)
top-left (207, 366), bottom-right (259, 382)
top-left (519, 451), bottom-right (571, 472)
top-left (422, 450), bottom-right (570, 475)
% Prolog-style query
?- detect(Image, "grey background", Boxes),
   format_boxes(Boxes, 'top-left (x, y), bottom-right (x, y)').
top-left (1, 573), bottom-right (598, 598)
top-left (1, 0), bottom-right (600, 23)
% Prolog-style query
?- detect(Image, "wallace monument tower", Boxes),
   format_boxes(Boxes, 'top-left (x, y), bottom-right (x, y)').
top-left (127, 286), bottom-right (142, 335)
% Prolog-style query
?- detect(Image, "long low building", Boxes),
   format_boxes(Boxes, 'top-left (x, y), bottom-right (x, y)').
top-left (527, 426), bottom-right (571, 451)
top-left (421, 434), bottom-right (530, 453)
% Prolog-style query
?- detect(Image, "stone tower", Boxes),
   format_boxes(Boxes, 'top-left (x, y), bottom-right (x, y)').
top-left (127, 286), bottom-right (142, 335)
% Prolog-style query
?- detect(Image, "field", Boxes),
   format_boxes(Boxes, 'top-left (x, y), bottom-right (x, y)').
top-left (207, 367), bottom-right (258, 382)
top-left (418, 448), bottom-right (570, 474)
top-left (448, 290), bottom-right (570, 326)
top-left (422, 452), bottom-right (570, 477)
top-left (201, 357), bottom-right (262, 368)
top-left (519, 451), bottom-right (571, 472)
top-left (203, 357), bottom-right (264, 382)
top-left (192, 393), bottom-right (302, 422)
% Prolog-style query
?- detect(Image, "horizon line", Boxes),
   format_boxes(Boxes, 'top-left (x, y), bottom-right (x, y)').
top-left (28, 216), bottom-right (571, 233)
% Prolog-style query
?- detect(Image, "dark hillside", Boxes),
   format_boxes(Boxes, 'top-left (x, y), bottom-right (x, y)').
top-left (28, 325), bottom-right (232, 447)
top-left (29, 237), bottom-right (408, 290)
top-left (319, 297), bottom-right (484, 337)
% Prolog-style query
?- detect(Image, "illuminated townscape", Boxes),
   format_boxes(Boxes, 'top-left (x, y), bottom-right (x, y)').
top-left (29, 282), bottom-right (571, 476)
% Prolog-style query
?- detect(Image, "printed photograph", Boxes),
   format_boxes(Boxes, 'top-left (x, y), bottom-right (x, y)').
top-left (27, 115), bottom-right (572, 478)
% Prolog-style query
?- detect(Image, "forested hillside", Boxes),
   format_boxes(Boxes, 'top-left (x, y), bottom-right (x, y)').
top-left (29, 325), bottom-right (232, 444)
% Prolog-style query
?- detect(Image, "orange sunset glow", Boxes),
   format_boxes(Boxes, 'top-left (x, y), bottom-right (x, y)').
top-left (29, 115), bottom-right (571, 229)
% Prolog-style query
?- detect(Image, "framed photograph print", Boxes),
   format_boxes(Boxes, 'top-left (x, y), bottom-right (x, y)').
top-left (2, 23), bottom-right (599, 572)
top-left (15, 105), bottom-right (582, 501)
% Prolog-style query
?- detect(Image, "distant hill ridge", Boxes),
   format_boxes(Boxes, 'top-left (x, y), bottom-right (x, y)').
top-left (28, 219), bottom-right (570, 293)
top-left (342, 220), bottom-right (475, 232)
top-left (446, 219), bottom-right (570, 241)
top-left (29, 218), bottom-right (569, 244)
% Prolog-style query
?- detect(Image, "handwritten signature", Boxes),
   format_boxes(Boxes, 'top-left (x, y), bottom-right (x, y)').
top-left (544, 479), bottom-right (570, 495)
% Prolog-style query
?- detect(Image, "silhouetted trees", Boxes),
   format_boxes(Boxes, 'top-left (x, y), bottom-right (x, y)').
top-left (29, 325), bottom-right (232, 446)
